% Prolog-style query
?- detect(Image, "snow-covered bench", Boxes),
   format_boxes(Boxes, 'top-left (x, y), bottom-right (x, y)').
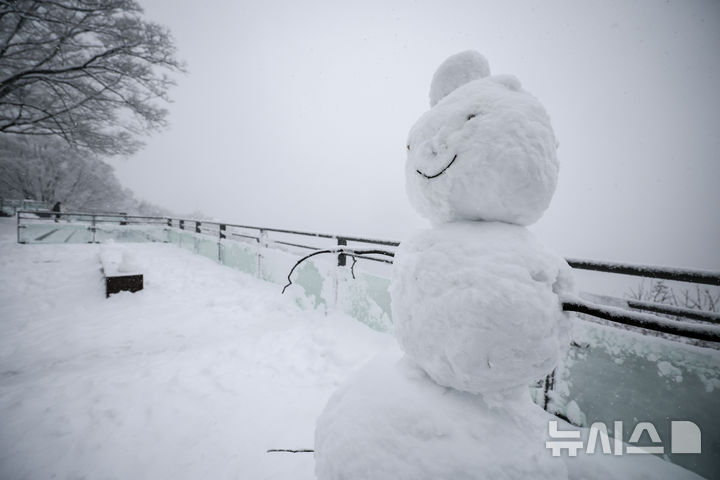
top-left (100, 246), bottom-right (143, 297)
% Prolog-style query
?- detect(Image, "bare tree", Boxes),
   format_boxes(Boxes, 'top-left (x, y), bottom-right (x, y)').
top-left (626, 279), bottom-right (719, 314)
top-left (0, 0), bottom-right (185, 155)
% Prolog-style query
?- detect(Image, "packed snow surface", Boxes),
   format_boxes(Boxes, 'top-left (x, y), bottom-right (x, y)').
top-left (0, 218), bottom-right (395, 479)
top-left (406, 57), bottom-right (558, 226)
top-left (391, 221), bottom-right (574, 396)
top-left (1, 216), bottom-right (707, 479)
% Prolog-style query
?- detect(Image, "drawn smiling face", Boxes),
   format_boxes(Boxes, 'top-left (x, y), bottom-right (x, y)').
top-left (405, 75), bottom-right (559, 226)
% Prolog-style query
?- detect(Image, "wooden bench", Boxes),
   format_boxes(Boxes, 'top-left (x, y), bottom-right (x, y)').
top-left (100, 247), bottom-right (143, 297)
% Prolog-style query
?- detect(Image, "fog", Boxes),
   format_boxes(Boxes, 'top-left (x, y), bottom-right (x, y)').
top-left (110, 0), bottom-right (720, 270)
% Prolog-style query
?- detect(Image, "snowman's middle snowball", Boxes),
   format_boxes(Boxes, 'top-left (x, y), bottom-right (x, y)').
top-left (390, 221), bottom-right (574, 395)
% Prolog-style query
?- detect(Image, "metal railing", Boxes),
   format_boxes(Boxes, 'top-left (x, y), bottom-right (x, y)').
top-left (1, 198), bottom-right (49, 216)
top-left (16, 210), bottom-right (720, 347)
top-left (562, 259), bottom-right (720, 345)
top-left (167, 216), bottom-right (399, 267)
top-left (16, 210), bottom-right (163, 244)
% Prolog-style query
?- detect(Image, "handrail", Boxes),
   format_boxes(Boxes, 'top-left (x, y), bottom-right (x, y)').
top-left (213, 222), bottom-right (400, 247)
top-left (579, 293), bottom-right (720, 324)
top-left (562, 298), bottom-right (720, 343)
top-left (566, 258), bottom-right (720, 286)
top-left (19, 210), bottom-right (138, 218)
top-left (624, 299), bottom-right (720, 323)
top-left (18, 210), bottom-right (400, 247)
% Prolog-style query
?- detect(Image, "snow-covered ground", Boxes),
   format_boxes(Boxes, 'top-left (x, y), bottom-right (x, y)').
top-left (0, 217), bottom-right (396, 479)
top-left (0, 216), bottom-right (711, 479)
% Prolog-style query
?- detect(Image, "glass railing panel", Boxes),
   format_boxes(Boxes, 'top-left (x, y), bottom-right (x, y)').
top-left (19, 223), bottom-right (92, 244)
top-left (196, 235), bottom-right (220, 262)
top-left (548, 321), bottom-right (718, 478)
top-left (220, 240), bottom-right (257, 276)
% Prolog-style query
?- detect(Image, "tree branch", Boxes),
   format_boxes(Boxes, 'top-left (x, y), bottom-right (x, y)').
top-left (0, 0), bottom-right (184, 154)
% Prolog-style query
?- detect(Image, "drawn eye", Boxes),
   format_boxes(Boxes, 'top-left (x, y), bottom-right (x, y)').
top-left (466, 113), bottom-right (476, 120)
top-left (407, 144), bottom-right (411, 151)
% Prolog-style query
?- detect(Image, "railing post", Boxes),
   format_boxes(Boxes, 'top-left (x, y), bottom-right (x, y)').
top-left (337, 237), bottom-right (347, 266)
top-left (542, 369), bottom-right (556, 412)
top-left (179, 219), bottom-right (184, 230)
top-left (162, 218), bottom-right (171, 243)
top-left (192, 221), bottom-right (200, 253)
top-left (91, 215), bottom-right (97, 243)
top-left (218, 224), bottom-right (226, 263)
top-left (257, 229), bottom-right (267, 279)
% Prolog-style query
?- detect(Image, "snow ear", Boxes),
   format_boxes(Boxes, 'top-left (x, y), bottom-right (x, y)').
top-left (429, 51), bottom-right (490, 107)
top-left (489, 74), bottom-right (522, 92)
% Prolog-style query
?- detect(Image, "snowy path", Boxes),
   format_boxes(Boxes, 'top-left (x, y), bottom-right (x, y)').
top-left (0, 218), bottom-right (396, 479)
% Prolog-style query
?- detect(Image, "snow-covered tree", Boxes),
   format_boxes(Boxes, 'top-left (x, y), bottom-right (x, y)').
top-left (1, 135), bottom-right (141, 212)
top-left (0, 0), bottom-right (185, 155)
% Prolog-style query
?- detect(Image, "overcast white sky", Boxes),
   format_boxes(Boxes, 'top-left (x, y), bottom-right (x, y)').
top-left (110, 0), bottom-right (720, 270)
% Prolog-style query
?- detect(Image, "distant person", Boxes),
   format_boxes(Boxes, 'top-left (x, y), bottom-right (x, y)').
top-left (52, 202), bottom-right (61, 222)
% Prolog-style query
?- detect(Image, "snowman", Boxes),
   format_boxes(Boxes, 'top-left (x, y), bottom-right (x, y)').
top-left (314, 51), bottom-right (574, 479)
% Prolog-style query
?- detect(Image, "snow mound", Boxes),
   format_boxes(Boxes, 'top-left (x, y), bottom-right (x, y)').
top-left (0, 222), bottom-right (396, 480)
top-left (315, 352), bottom-right (567, 480)
top-left (390, 222), bottom-right (574, 396)
top-left (99, 244), bottom-right (141, 275)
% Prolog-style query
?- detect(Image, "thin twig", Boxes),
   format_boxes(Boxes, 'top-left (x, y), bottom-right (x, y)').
top-left (266, 449), bottom-right (314, 453)
top-left (281, 248), bottom-right (395, 294)
top-left (349, 255), bottom-right (358, 279)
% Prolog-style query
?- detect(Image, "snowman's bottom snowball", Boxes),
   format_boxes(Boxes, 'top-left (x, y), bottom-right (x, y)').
top-left (314, 352), bottom-right (567, 480)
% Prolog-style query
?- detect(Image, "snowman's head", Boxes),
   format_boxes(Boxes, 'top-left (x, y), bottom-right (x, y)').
top-left (406, 51), bottom-right (559, 226)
